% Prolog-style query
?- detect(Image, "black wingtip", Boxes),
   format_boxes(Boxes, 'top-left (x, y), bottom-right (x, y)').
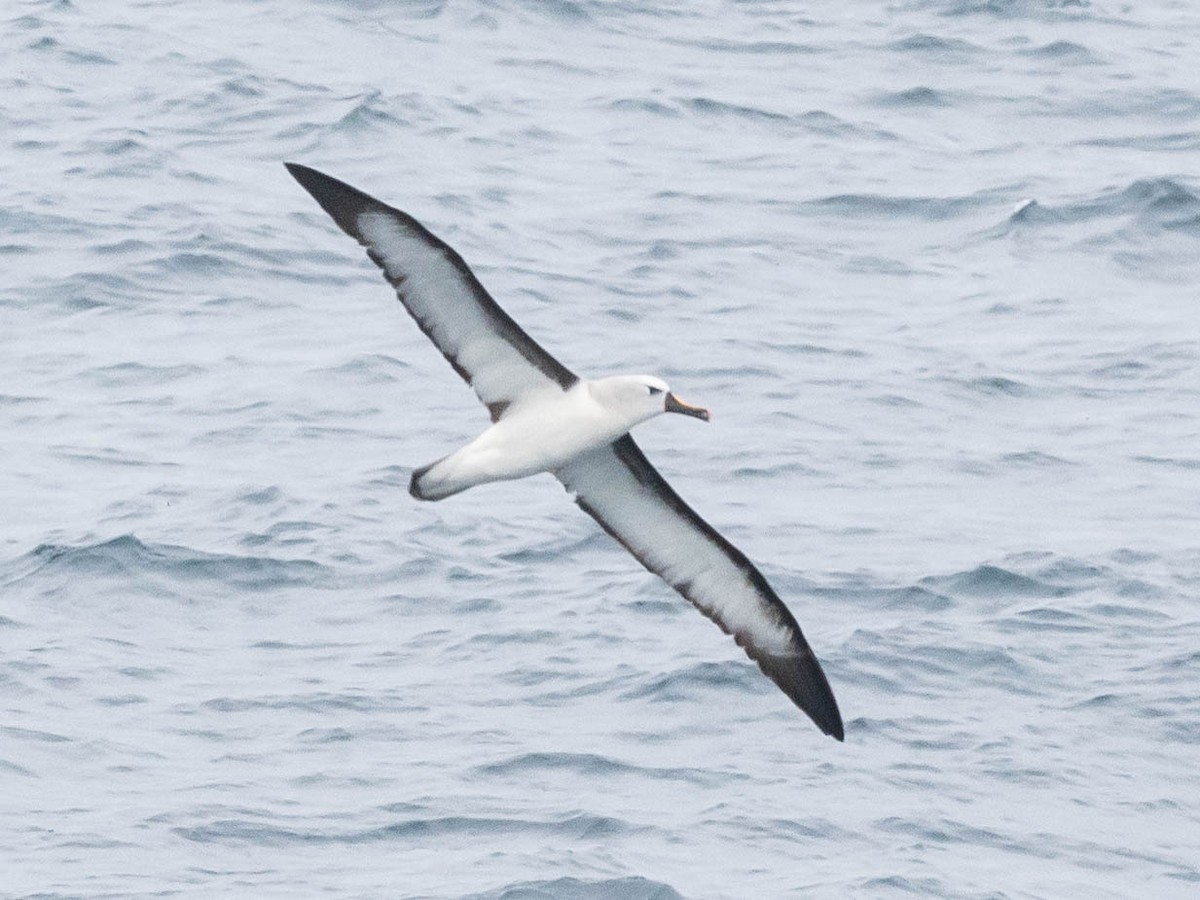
top-left (284, 161), bottom-right (330, 196)
top-left (828, 715), bottom-right (846, 742)
top-left (810, 668), bottom-right (844, 741)
top-left (756, 650), bottom-right (844, 741)
top-left (803, 688), bottom-right (844, 741)
top-left (284, 161), bottom-right (334, 188)
top-left (409, 462), bottom-right (434, 501)
top-left (805, 687), bottom-right (845, 742)
top-left (802, 669), bottom-right (844, 741)
top-left (284, 162), bottom-right (379, 238)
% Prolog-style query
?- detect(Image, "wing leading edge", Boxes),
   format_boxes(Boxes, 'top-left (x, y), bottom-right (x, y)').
top-left (557, 436), bottom-right (844, 740)
top-left (286, 163), bottom-right (576, 420)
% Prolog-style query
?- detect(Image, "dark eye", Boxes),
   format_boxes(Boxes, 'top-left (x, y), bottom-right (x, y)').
top-left (647, 386), bottom-right (664, 396)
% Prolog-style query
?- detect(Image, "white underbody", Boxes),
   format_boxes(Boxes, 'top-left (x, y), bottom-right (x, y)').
top-left (415, 380), bottom-right (649, 500)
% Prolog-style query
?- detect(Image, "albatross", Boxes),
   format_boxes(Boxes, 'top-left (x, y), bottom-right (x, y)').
top-left (286, 163), bottom-right (844, 741)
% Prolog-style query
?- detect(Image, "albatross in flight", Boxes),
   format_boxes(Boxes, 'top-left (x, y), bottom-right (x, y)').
top-left (286, 163), bottom-right (844, 741)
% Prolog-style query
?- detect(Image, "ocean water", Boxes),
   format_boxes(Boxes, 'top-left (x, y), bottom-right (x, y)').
top-left (2, 0), bottom-right (1199, 896)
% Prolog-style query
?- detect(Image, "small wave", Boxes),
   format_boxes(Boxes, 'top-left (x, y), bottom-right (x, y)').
top-left (465, 876), bottom-right (685, 900)
top-left (1088, 356), bottom-right (1151, 380)
top-left (175, 812), bottom-right (638, 846)
top-left (681, 96), bottom-right (789, 122)
top-left (0, 392), bottom-right (41, 406)
top-left (498, 530), bottom-right (608, 564)
top-left (314, 352), bottom-right (411, 385)
top-left (1024, 555), bottom-right (1110, 587)
top-left (96, 693), bottom-right (147, 706)
top-left (297, 738), bottom-right (360, 762)
top-left (1073, 692), bottom-right (1121, 709)
top-left (0, 243), bottom-right (33, 259)
top-left (513, 0), bottom-right (591, 23)
top-left (474, 750), bottom-right (741, 786)
top-left (332, 90), bottom-right (411, 133)
top-left (0, 759), bottom-right (36, 777)
top-left (845, 254), bottom-right (919, 275)
top-left (1000, 450), bottom-right (1075, 469)
top-left (731, 460), bottom-right (820, 479)
top-left (1005, 606), bottom-right (1092, 633)
top-left (802, 191), bottom-right (987, 221)
top-left (1083, 131), bottom-right (1200, 152)
top-left (620, 598), bottom-right (679, 617)
top-left (2, 725), bottom-right (72, 744)
top-left (870, 393), bottom-right (923, 409)
top-left (200, 692), bottom-right (384, 714)
top-left (959, 375), bottom-right (1033, 397)
top-left (608, 98), bottom-right (680, 118)
top-left (87, 362), bottom-right (204, 388)
top-left (907, 643), bottom-right (1028, 678)
top-left (1134, 454), bottom-right (1200, 470)
top-left (237, 485), bottom-right (283, 505)
top-left (621, 660), bottom-right (763, 702)
top-left (848, 628), bottom-right (1030, 704)
top-left (30, 270), bottom-right (144, 312)
top-left (1022, 40), bottom-right (1098, 63)
top-left (814, 582), bottom-right (955, 613)
top-left (497, 56), bottom-right (592, 76)
top-left (328, 0), bottom-right (445, 18)
top-left (161, 73), bottom-right (270, 115)
top-left (1002, 197), bottom-right (1062, 227)
top-left (67, 135), bottom-right (167, 179)
top-left (875, 814), bottom-right (1050, 860)
top-left (13, 535), bottom-right (328, 593)
top-left (522, 669), bottom-right (640, 705)
top-left (28, 35), bottom-right (116, 66)
top-left (93, 238), bottom-right (153, 256)
top-left (0, 204), bottom-right (91, 236)
top-left (940, 0), bottom-right (1099, 22)
top-left (149, 251), bottom-right (245, 277)
top-left (888, 34), bottom-right (980, 58)
top-left (1121, 178), bottom-right (1200, 229)
top-left (874, 86), bottom-right (954, 108)
top-left (796, 109), bottom-right (872, 138)
top-left (992, 177), bottom-right (1200, 236)
top-left (678, 38), bottom-right (818, 55)
top-left (921, 564), bottom-right (1069, 600)
top-left (461, 629), bottom-right (559, 647)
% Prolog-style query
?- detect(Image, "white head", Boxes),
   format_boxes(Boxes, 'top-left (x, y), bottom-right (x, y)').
top-left (588, 375), bottom-right (711, 429)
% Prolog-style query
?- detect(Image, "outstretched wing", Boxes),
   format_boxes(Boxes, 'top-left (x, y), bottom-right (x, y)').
top-left (556, 435), bottom-right (843, 740)
top-left (286, 163), bottom-right (576, 421)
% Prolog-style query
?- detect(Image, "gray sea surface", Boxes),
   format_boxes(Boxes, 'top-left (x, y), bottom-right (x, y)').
top-left (3, 1), bottom-right (1199, 897)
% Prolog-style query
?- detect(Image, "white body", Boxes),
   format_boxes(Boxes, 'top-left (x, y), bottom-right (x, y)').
top-left (415, 376), bottom-right (667, 500)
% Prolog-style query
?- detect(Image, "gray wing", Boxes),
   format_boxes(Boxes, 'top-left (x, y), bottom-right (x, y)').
top-left (556, 435), bottom-right (843, 740)
top-left (286, 163), bottom-right (576, 421)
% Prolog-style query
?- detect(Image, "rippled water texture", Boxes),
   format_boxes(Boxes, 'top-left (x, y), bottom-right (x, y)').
top-left (3, 1), bottom-right (1199, 897)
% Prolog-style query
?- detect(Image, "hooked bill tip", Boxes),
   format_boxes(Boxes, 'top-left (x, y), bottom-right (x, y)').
top-left (665, 392), bottom-right (710, 421)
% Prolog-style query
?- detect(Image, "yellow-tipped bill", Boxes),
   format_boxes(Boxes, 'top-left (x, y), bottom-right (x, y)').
top-left (665, 392), bottom-right (710, 421)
